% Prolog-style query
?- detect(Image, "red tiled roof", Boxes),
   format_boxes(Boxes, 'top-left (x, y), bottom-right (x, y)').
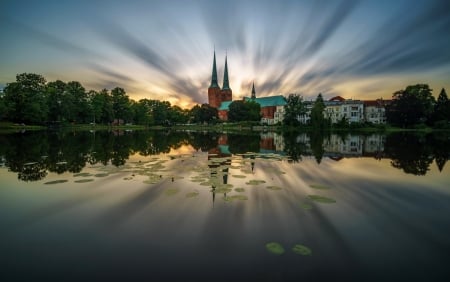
top-left (329, 96), bottom-right (345, 102)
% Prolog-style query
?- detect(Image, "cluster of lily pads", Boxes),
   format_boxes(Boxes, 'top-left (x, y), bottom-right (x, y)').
top-left (266, 242), bottom-right (312, 256)
top-left (297, 183), bottom-right (337, 210)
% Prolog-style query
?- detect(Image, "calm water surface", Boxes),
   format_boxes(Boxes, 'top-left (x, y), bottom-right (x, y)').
top-left (0, 130), bottom-right (449, 281)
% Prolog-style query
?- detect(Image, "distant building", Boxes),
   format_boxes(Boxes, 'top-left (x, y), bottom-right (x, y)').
top-left (363, 99), bottom-right (391, 124)
top-left (325, 96), bottom-right (364, 123)
top-left (208, 52), bottom-right (286, 124)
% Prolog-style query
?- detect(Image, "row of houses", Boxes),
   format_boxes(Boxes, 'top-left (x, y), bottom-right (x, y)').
top-left (298, 96), bottom-right (391, 125)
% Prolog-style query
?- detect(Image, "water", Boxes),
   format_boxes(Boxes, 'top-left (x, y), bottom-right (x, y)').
top-left (0, 130), bottom-right (449, 281)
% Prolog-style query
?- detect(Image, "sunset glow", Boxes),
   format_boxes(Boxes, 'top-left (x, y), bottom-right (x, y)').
top-left (1, 0), bottom-right (449, 108)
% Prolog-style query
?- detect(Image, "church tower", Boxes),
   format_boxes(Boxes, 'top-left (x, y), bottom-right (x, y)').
top-left (221, 55), bottom-right (232, 102)
top-left (251, 82), bottom-right (256, 99)
top-left (208, 50), bottom-right (222, 108)
top-left (208, 50), bottom-right (232, 108)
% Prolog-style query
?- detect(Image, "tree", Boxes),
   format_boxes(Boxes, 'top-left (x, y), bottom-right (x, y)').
top-left (90, 89), bottom-right (113, 124)
top-left (433, 88), bottom-right (450, 124)
top-left (168, 105), bottom-right (189, 124)
top-left (3, 73), bottom-right (48, 124)
top-left (0, 92), bottom-right (6, 121)
top-left (283, 94), bottom-right (306, 126)
top-left (65, 81), bottom-right (90, 123)
top-left (46, 80), bottom-right (67, 122)
top-left (310, 93), bottom-right (327, 130)
top-left (190, 103), bottom-right (218, 124)
top-left (228, 100), bottom-right (261, 122)
top-left (111, 87), bottom-right (132, 122)
top-left (386, 84), bottom-right (435, 127)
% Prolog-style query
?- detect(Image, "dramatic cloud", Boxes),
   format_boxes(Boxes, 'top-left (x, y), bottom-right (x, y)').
top-left (1, 0), bottom-right (449, 105)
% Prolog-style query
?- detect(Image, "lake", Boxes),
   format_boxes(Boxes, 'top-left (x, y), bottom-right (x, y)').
top-left (0, 130), bottom-right (449, 281)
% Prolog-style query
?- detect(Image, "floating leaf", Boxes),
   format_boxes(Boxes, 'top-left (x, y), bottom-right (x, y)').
top-left (165, 188), bottom-right (179, 196)
top-left (186, 191), bottom-right (199, 198)
top-left (234, 188), bottom-right (245, 193)
top-left (232, 174), bottom-right (246, 178)
top-left (299, 203), bottom-right (313, 210)
top-left (309, 184), bottom-right (330, 190)
top-left (214, 187), bottom-right (232, 194)
top-left (73, 173), bottom-right (92, 177)
top-left (74, 179), bottom-right (94, 183)
top-left (266, 185), bottom-right (282, 191)
top-left (44, 180), bottom-right (68, 185)
top-left (123, 177), bottom-right (133, 180)
top-left (308, 195), bottom-right (336, 203)
top-left (292, 244), bottom-right (312, 256)
top-left (224, 195), bottom-right (248, 202)
top-left (94, 173), bottom-right (109, 178)
top-left (246, 180), bottom-right (266, 185)
top-left (265, 242), bottom-right (285, 255)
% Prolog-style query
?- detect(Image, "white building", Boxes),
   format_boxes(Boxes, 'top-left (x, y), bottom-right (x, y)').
top-left (364, 99), bottom-right (390, 124)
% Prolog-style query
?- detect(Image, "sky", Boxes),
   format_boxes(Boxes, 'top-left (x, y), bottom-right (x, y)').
top-left (1, 0), bottom-right (449, 108)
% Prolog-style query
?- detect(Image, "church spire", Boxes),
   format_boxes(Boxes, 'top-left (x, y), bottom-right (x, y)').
top-left (251, 81), bottom-right (256, 99)
top-left (222, 54), bottom-right (230, 90)
top-left (210, 50), bottom-right (219, 88)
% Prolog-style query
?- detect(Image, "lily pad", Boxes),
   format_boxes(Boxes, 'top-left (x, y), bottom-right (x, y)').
top-left (165, 188), bottom-right (180, 196)
top-left (246, 180), bottom-right (266, 185)
top-left (224, 195), bottom-right (248, 202)
top-left (292, 244), bottom-right (312, 256)
top-left (265, 242), bottom-right (285, 255)
top-left (234, 188), bottom-right (245, 193)
top-left (94, 173), bottom-right (109, 178)
top-left (232, 174), bottom-right (246, 178)
top-left (123, 177), bottom-right (133, 180)
top-left (266, 185), bottom-right (282, 191)
top-left (308, 195), bottom-right (336, 204)
top-left (186, 191), bottom-right (199, 198)
top-left (74, 179), bottom-right (94, 183)
top-left (309, 184), bottom-right (330, 190)
top-left (214, 187), bottom-right (232, 194)
top-left (44, 180), bottom-right (68, 185)
top-left (73, 172), bottom-right (92, 177)
top-left (299, 203), bottom-right (313, 210)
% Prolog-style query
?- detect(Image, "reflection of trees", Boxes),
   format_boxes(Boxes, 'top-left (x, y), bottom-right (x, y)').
top-left (385, 133), bottom-right (434, 175)
top-left (189, 132), bottom-right (219, 152)
top-left (431, 133), bottom-right (450, 172)
top-left (309, 131), bottom-right (327, 164)
top-left (228, 133), bottom-right (260, 154)
top-left (282, 132), bottom-right (308, 162)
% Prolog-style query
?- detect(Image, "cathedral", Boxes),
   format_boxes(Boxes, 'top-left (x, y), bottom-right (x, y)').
top-left (208, 50), bottom-right (232, 109)
top-left (208, 50), bottom-right (287, 124)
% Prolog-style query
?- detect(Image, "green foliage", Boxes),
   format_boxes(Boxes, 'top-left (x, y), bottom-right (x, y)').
top-left (91, 89), bottom-right (114, 124)
top-left (310, 93), bottom-right (328, 129)
top-left (190, 104), bottom-right (218, 124)
top-left (111, 87), bottom-right (132, 122)
top-left (3, 73), bottom-right (48, 124)
top-left (283, 93), bottom-right (306, 126)
top-left (228, 100), bottom-right (261, 122)
top-left (386, 84), bottom-right (435, 127)
top-left (432, 88), bottom-right (450, 124)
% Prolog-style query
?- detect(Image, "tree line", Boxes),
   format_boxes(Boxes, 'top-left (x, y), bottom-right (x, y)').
top-left (0, 73), bottom-right (219, 126)
top-left (1, 73), bottom-right (449, 128)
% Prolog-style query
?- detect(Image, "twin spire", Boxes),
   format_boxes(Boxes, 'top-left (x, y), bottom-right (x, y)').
top-left (209, 50), bottom-right (230, 90)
